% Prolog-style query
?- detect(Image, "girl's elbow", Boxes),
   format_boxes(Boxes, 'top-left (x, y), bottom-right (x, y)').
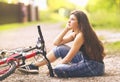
top-left (53, 42), bottom-right (59, 46)
top-left (53, 42), bottom-right (62, 46)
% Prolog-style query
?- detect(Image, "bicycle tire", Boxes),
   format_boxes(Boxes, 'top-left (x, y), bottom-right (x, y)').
top-left (0, 61), bottom-right (16, 81)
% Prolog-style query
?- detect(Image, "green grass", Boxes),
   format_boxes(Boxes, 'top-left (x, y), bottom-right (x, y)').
top-left (0, 21), bottom-right (40, 31)
top-left (104, 41), bottom-right (120, 55)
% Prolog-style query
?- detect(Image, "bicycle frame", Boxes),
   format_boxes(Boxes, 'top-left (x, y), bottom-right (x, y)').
top-left (0, 25), bottom-right (54, 81)
top-left (0, 47), bottom-right (39, 66)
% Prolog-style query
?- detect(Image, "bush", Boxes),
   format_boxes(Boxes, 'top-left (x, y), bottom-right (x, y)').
top-left (89, 10), bottom-right (120, 31)
top-left (39, 10), bottom-right (67, 22)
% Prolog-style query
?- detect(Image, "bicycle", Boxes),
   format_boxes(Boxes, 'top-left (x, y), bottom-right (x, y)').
top-left (0, 25), bottom-right (54, 81)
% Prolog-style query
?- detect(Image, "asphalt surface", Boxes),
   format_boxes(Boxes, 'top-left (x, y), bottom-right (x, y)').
top-left (0, 23), bottom-right (63, 51)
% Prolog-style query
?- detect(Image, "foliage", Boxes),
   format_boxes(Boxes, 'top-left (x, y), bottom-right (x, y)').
top-left (47, 0), bottom-right (75, 11)
top-left (0, 0), bottom-right (8, 3)
top-left (89, 10), bottom-right (120, 31)
top-left (39, 10), bottom-right (68, 22)
top-left (86, 0), bottom-right (119, 13)
top-left (0, 0), bottom-right (17, 3)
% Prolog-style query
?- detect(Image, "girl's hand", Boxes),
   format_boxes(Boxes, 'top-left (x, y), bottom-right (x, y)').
top-left (65, 23), bottom-right (72, 31)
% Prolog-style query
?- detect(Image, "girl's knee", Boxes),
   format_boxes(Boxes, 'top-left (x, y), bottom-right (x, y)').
top-left (57, 45), bottom-right (70, 51)
top-left (53, 45), bottom-right (70, 58)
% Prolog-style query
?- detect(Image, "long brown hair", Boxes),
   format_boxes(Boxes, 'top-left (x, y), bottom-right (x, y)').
top-left (71, 10), bottom-right (105, 62)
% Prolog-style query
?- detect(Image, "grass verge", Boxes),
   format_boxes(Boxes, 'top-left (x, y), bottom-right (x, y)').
top-left (104, 41), bottom-right (120, 55)
top-left (0, 21), bottom-right (41, 31)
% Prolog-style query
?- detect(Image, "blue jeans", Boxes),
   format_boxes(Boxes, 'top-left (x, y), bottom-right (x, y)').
top-left (53, 45), bottom-right (105, 77)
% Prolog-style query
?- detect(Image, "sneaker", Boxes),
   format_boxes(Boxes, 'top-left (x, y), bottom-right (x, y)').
top-left (18, 64), bottom-right (39, 74)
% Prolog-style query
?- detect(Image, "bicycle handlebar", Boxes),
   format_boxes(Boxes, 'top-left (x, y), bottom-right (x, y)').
top-left (37, 25), bottom-right (54, 77)
top-left (37, 25), bottom-right (44, 43)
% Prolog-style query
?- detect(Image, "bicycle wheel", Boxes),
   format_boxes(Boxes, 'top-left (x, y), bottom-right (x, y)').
top-left (0, 61), bottom-right (16, 81)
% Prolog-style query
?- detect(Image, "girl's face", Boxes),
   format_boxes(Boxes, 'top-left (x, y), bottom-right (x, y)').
top-left (68, 14), bottom-right (79, 31)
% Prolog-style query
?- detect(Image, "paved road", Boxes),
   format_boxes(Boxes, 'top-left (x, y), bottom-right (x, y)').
top-left (0, 23), bottom-right (63, 51)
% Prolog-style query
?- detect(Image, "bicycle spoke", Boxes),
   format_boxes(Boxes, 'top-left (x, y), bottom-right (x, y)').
top-left (0, 61), bottom-right (16, 81)
top-left (0, 63), bottom-right (11, 75)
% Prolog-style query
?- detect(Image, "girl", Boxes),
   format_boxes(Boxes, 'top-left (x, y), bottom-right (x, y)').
top-left (18, 10), bottom-right (105, 77)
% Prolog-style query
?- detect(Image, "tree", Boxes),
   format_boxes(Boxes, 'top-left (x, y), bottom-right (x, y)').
top-left (47, 0), bottom-right (75, 11)
top-left (86, 0), bottom-right (119, 13)
top-left (115, 0), bottom-right (120, 13)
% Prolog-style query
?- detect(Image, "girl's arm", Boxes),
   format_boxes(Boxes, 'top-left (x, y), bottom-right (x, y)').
top-left (60, 32), bottom-right (84, 64)
top-left (53, 27), bottom-right (74, 46)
